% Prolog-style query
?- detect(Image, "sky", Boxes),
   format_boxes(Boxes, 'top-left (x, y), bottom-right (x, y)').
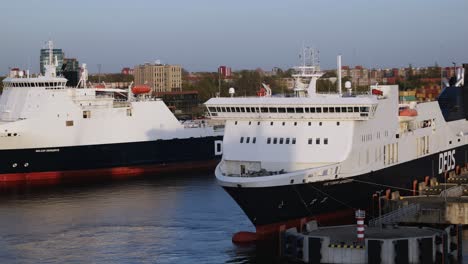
top-left (1, 0), bottom-right (468, 74)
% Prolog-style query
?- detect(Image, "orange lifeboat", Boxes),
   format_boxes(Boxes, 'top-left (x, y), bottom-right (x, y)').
top-left (95, 84), bottom-right (106, 89)
top-left (132, 85), bottom-right (151, 94)
top-left (256, 87), bottom-right (267, 97)
top-left (399, 108), bottom-right (417, 116)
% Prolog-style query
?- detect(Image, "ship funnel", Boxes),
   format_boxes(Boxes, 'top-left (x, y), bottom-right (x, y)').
top-left (462, 64), bottom-right (467, 87)
top-left (463, 64), bottom-right (468, 119)
top-left (337, 55), bottom-right (342, 95)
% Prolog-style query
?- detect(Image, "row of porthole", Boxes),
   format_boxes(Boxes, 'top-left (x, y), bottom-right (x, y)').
top-left (235, 121), bottom-right (339, 127)
top-left (3, 133), bottom-right (19, 137)
top-left (12, 163), bottom-right (29, 168)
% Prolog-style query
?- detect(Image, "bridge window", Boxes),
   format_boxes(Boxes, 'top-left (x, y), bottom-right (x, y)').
top-left (305, 108), bottom-right (310, 113)
top-left (83, 110), bottom-right (91, 119)
top-left (360, 107), bottom-right (369, 112)
top-left (341, 107), bottom-right (347, 112)
top-left (216, 107), bottom-right (221, 112)
top-left (270, 122), bottom-right (274, 126)
top-left (261, 107), bottom-right (268, 113)
top-left (279, 138), bottom-right (284, 144)
top-left (269, 107), bottom-right (278, 113)
top-left (319, 122), bottom-right (322, 126)
top-left (323, 107), bottom-right (328, 113)
top-left (248, 121), bottom-right (251, 125)
top-left (294, 122), bottom-right (297, 126)
top-left (308, 138), bottom-right (313, 144)
top-left (267, 137), bottom-right (271, 144)
top-left (231, 107), bottom-right (236, 112)
top-left (282, 122), bottom-right (285, 126)
top-left (253, 137), bottom-right (256, 144)
top-left (286, 138), bottom-right (290, 144)
top-left (335, 107), bottom-right (341, 113)
top-left (208, 107), bottom-right (216, 112)
top-left (296, 107), bottom-right (304, 113)
top-left (324, 138), bottom-right (328, 144)
top-left (329, 107), bottom-right (335, 113)
top-left (235, 107), bottom-right (240, 112)
top-left (245, 107), bottom-right (251, 113)
top-left (287, 107), bottom-right (295, 113)
top-left (292, 138), bottom-right (296, 144)
top-left (316, 107), bottom-right (322, 113)
top-left (316, 138), bottom-right (320, 144)
top-left (337, 122), bottom-right (340, 126)
top-left (354, 107), bottom-right (359, 112)
top-left (278, 108), bottom-right (286, 113)
top-left (226, 107), bottom-right (231, 112)
top-left (246, 137), bottom-right (250, 143)
top-left (308, 122), bottom-right (311, 126)
top-left (310, 107), bottom-right (316, 113)
top-left (240, 137), bottom-right (244, 143)
top-left (273, 138), bottom-right (278, 144)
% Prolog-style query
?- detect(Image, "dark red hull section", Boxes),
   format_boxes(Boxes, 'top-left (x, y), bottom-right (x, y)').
top-left (254, 209), bottom-right (356, 240)
top-left (0, 159), bottom-right (218, 187)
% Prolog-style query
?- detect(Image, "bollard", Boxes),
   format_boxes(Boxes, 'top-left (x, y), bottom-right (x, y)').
top-left (355, 210), bottom-right (366, 242)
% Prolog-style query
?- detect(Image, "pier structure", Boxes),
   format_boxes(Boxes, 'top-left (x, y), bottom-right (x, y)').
top-left (280, 167), bottom-right (468, 263)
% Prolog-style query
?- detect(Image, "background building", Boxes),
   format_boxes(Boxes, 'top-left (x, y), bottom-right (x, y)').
top-left (40, 47), bottom-right (64, 75)
top-left (63, 58), bottom-right (79, 71)
top-left (133, 63), bottom-right (182, 93)
top-left (218, 66), bottom-right (232, 78)
top-left (121, 67), bottom-right (134, 75)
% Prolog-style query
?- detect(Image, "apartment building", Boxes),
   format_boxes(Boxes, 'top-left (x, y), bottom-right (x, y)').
top-left (133, 63), bottom-right (182, 93)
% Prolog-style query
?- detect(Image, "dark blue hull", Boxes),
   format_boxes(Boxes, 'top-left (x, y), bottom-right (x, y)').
top-left (224, 145), bottom-right (468, 228)
top-left (0, 136), bottom-right (223, 182)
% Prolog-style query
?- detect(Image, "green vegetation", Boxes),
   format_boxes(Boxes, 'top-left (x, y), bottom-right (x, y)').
top-left (88, 73), bottom-right (133, 83)
top-left (0, 76), bottom-right (5, 93)
top-left (184, 68), bottom-right (291, 102)
top-left (397, 63), bottom-right (441, 91)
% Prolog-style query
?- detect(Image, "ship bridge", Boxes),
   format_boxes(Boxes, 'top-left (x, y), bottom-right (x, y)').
top-left (205, 95), bottom-right (378, 121)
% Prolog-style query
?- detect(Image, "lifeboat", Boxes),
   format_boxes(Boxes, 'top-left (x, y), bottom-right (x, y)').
top-left (371, 89), bottom-right (383, 96)
top-left (256, 87), bottom-right (267, 97)
top-left (132, 85), bottom-right (151, 94)
top-left (399, 108), bottom-right (418, 117)
top-left (95, 84), bottom-right (106, 89)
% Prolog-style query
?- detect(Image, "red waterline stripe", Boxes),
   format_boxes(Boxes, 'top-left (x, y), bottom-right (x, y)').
top-left (0, 159), bottom-right (219, 183)
top-left (254, 208), bottom-right (357, 239)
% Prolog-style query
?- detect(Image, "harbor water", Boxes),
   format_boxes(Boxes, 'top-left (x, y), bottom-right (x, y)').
top-left (0, 173), bottom-right (466, 263)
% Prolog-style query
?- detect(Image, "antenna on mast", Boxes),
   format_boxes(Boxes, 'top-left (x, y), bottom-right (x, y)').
top-left (44, 40), bottom-right (57, 77)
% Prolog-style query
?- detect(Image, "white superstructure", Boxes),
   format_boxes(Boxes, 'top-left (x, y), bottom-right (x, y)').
top-left (0, 41), bottom-right (222, 150)
top-left (206, 55), bottom-right (468, 189)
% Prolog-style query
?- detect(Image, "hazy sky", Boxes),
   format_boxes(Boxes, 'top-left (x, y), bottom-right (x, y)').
top-left (2, 0), bottom-right (468, 74)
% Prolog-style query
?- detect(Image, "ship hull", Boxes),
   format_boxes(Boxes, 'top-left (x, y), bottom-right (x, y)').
top-left (223, 145), bottom-right (468, 232)
top-left (0, 136), bottom-right (223, 184)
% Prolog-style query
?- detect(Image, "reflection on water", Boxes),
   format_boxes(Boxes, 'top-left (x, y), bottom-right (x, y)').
top-left (0, 174), bottom-right (286, 264)
top-left (0, 174), bottom-right (464, 263)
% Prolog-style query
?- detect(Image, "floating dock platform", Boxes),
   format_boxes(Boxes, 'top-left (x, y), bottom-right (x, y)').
top-left (282, 221), bottom-right (462, 264)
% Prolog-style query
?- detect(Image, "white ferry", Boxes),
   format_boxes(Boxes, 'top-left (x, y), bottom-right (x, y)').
top-left (205, 53), bottom-right (467, 236)
top-left (0, 41), bottom-right (223, 185)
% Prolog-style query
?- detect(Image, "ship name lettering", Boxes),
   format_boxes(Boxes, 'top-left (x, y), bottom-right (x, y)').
top-left (323, 179), bottom-right (352, 186)
top-left (438, 149), bottom-right (455, 174)
top-left (35, 149), bottom-right (60, 153)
